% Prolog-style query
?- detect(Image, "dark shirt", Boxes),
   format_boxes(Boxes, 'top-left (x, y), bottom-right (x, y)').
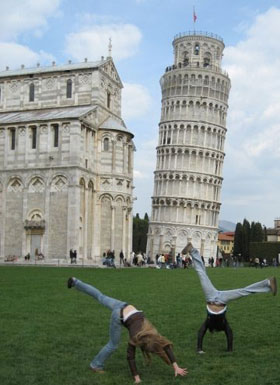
top-left (207, 311), bottom-right (228, 332)
top-left (197, 309), bottom-right (233, 351)
top-left (123, 312), bottom-right (176, 376)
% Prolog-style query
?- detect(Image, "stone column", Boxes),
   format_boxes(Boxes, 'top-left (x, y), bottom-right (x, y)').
top-left (112, 139), bottom-right (116, 173)
top-left (83, 186), bottom-right (88, 259)
top-left (110, 204), bottom-right (116, 251)
top-left (21, 183), bottom-right (28, 256)
top-left (127, 207), bottom-right (133, 256)
top-left (66, 174), bottom-right (80, 260)
top-left (44, 172), bottom-right (51, 259)
top-left (93, 197), bottom-right (101, 264)
top-left (200, 239), bottom-right (205, 257)
top-left (91, 189), bottom-right (96, 262)
top-left (171, 235), bottom-right (177, 262)
top-left (146, 232), bottom-right (154, 261)
top-left (0, 183), bottom-right (6, 258)
top-left (122, 143), bottom-right (126, 173)
top-left (122, 206), bottom-right (127, 257)
top-left (159, 233), bottom-right (164, 253)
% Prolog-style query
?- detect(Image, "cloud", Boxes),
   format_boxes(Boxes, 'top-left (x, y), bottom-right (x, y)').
top-left (122, 83), bottom-right (152, 120)
top-left (133, 138), bottom-right (157, 215)
top-left (65, 23), bottom-right (142, 62)
top-left (0, 0), bottom-right (61, 41)
top-left (134, 170), bottom-right (148, 179)
top-left (224, 7), bottom-right (280, 161)
top-left (224, 7), bottom-right (280, 141)
top-left (0, 42), bottom-right (55, 70)
top-left (221, 7), bottom-right (280, 224)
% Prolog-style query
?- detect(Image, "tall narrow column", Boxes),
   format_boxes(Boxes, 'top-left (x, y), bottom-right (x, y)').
top-left (147, 31), bottom-right (231, 262)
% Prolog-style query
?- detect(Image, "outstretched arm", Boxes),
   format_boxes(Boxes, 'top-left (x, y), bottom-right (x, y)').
top-left (197, 319), bottom-right (208, 352)
top-left (224, 319), bottom-right (233, 352)
top-left (127, 343), bottom-right (141, 382)
top-left (164, 345), bottom-right (188, 377)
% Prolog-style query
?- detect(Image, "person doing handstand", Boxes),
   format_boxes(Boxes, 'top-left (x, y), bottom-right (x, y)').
top-left (67, 277), bottom-right (187, 383)
top-left (182, 243), bottom-right (277, 354)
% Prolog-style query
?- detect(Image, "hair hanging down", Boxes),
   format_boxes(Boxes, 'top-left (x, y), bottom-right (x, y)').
top-left (131, 319), bottom-right (173, 365)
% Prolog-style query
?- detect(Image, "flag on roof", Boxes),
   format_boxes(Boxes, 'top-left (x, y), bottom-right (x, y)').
top-left (193, 7), bottom-right (197, 23)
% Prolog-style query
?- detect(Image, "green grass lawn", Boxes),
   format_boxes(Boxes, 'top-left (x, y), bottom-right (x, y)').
top-left (1, 266), bottom-right (279, 385)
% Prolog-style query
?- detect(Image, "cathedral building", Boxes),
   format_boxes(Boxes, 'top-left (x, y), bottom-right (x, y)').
top-left (147, 31), bottom-right (231, 261)
top-left (0, 56), bottom-right (134, 262)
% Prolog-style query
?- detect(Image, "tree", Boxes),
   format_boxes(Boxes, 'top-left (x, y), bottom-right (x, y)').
top-left (233, 222), bottom-right (243, 256)
top-left (133, 213), bottom-right (149, 253)
top-left (242, 219), bottom-right (251, 260)
top-left (264, 226), bottom-right (267, 242)
top-left (254, 222), bottom-right (264, 242)
top-left (233, 219), bottom-right (265, 260)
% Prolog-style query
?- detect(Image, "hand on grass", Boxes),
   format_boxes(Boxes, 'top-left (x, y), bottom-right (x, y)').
top-left (173, 362), bottom-right (188, 377)
top-left (134, 374), bottom-right (141, 383)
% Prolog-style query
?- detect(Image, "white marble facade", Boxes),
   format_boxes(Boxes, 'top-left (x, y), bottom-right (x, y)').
top-left (147, 32), bottom-right (231, 261)
top-left (0, 58), bottom-right (134, 262)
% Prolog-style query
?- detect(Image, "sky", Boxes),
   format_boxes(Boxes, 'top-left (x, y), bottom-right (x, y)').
top-left (1, 0), bottom-right (280, 228)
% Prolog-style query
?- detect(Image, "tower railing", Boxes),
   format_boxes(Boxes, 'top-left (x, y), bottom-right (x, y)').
top-left (164, 62), bottom-right (228, 77)
top-left (174, 31), bottom-right (223, 42)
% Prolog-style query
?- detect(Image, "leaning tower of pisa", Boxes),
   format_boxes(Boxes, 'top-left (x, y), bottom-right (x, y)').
top-left (146, 31), bottom-right (231, 262)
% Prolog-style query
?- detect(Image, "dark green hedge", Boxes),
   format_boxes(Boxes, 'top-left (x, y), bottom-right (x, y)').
top-left (249, 241), bottom-right (280, 260)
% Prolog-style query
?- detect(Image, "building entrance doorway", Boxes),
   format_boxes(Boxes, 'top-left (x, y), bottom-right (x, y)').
top-left (30, 234), bottom-right (42, 258)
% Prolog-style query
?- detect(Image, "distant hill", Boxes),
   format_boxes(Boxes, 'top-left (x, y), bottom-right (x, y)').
top-left (219, 220), bottom-right (236, 232)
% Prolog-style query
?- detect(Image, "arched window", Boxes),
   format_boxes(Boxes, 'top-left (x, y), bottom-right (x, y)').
top-left (182, 51), bottom-right (189, 66)
top-left (103, 137), bottom-right (109, 151)
top-left (107, 91), bottom-right (111, 109)
top-left (52, 124), bottom-right (59, 147)
top-left (203, 52), bottom-right (211, 67)
top-left (66, 79), bottom-right (72, 98)
top-left (29, 210), bottom-right (43, 221)
top-left (203, 57), bottom-right (210, 67)
top-left (194, 43), bottom-right (200, 55)
top-left (10, 128), bottom-right (16, 150)
top-left (31, 126), bottom-right (37, 149)
top-left (29, 83), bottom-right (35, 102)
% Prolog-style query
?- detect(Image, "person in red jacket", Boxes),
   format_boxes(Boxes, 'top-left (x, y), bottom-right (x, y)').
top-left (67, 277), bottom-right (187, 383)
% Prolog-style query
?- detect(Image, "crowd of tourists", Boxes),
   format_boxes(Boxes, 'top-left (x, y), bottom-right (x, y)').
top-left (101, 249), bottom-right (280, 269)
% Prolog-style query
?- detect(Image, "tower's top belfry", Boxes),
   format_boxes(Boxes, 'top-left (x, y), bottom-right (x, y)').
top-left (172, 31), bottom-right (225, 71)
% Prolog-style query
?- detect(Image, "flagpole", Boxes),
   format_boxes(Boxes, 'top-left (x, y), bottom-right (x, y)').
top-left (193, 6), bottom-right (197, 33)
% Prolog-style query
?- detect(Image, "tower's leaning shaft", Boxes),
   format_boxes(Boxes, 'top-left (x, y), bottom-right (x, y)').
top-left (147, 31), bottom-right (231, 261)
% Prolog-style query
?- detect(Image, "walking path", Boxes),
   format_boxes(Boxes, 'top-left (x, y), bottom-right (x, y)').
top-left (0, 258), bottom-right (104, 268)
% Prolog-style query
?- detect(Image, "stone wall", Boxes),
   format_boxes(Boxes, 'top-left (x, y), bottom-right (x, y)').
top-left (0, 60), bottom-right (134, 261)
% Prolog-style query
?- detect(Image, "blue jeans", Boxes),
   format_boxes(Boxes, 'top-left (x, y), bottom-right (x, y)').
top-left (74, 279), bottom-right (127, 369)
top-left (190, 248), bottom-right (271, 304)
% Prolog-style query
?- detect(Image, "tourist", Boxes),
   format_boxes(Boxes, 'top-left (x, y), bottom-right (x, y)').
top-left (120, 250), bottom-right (124, 266)
top-left (67, 277), bottom-right (187, 383)
top-left (182, 243), bottom-right (277, 353)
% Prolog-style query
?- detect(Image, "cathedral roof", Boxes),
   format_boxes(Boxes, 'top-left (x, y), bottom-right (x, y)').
top-left (0, 60), bottom-right (107, 78)
top-left (99, 116), bottom-right (134, 137)
top-left (0, 106), bottom-right (96, 124)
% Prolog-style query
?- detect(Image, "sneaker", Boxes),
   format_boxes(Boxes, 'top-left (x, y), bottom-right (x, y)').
top-left (90, 367), bottom-right (105, 374)
top-left (67, 277), bottom-right (75, 289)
top-left (269, 277), bottom-right (277, 296)
top-left (182, 242), bottom-right (193, 255)
top-left (197, 350), bottom-right (205, 354)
